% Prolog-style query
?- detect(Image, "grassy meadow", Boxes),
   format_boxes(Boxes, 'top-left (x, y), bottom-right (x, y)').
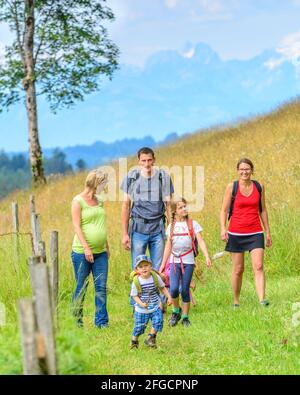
top-left (0, 101), bottom-right (300, 374)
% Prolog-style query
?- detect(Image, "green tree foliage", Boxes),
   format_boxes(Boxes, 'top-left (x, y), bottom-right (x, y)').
top-left (44, 148), bottom-right (72, 175)
top-left (75, 158), bottom-right (86, 171)
top-left (0, 0), bottom-right (119, 184)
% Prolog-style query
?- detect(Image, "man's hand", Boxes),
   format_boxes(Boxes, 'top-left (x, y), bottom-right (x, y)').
top-left (122, 234), bottom-right (131, 250)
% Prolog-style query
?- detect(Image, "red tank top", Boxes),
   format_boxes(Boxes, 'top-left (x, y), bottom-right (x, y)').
top-left (228, 181), bottom-right (263, 234)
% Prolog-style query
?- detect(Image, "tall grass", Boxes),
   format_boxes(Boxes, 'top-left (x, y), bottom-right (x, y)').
top-left (0, 101), bottom-right (300, 374)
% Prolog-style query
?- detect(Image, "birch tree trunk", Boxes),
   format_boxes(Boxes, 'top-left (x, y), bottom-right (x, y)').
top-left (23, 0), bottom-right (46, 186)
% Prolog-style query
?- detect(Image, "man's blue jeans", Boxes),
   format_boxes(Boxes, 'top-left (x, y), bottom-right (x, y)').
top-left (130, 231), bottom-right (165, 306)
top-left (71, 251), bottom-right (109, 327)
top-left (131, 231), bottom-right (165, 271)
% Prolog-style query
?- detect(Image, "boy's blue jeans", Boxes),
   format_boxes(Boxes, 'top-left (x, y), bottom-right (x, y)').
top-left (71, 251), bottom-right (108, 327)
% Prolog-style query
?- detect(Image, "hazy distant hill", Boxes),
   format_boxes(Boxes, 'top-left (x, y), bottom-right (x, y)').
top-left (43, 132), bottom-right (179, 167)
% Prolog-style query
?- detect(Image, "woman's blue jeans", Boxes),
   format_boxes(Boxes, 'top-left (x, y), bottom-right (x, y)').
top-left (71, 251), bottom-right (108, 327)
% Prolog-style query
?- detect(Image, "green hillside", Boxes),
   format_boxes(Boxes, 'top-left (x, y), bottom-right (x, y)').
top-left (0, 101), bottom-right (299, 374)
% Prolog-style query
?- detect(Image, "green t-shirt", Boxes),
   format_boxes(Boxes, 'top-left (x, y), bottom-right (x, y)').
top-left (72, 194), bottom-right (107, 254)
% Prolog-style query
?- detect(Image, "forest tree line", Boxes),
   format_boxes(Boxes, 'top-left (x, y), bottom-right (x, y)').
top-left (0, 149), bottom-right (86, 198)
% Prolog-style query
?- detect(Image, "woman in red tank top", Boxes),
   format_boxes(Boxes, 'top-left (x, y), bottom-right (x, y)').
top-left (220, 158), bottom-right (272, 308)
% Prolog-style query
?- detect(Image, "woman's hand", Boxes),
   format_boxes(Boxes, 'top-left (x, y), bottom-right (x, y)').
top-left (266, 233), bottom-right (272, 248)
top-left (167, 297), bottom-right (172, 306)
top-left (84, 246), bottom-right (94, 263)
top-left (221, 229), bottom-right (229, 242)
top-left (106, 242), bottom-right (110, 259)
top-left (159, 262), bottom-right (165, 274)
top-left (206, 257), bottom-right (212, 268)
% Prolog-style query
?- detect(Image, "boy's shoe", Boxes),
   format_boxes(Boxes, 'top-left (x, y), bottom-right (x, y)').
top-left (144, 334), bottom-right (157, 348)
top-left (97, 323), bottom-right (109, 329)
top-left (260, 300), bottom-right (270, 307)
top-left (168, 308), bottom-right (182, 327)
top-left (182, 317), bottom-right (191, 327)
top-left (232, 303), bottom-right (240, 309)
top-left (130, 340), bottom-right (139, 349)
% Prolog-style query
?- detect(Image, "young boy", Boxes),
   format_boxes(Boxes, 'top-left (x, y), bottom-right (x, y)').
top-left (130, 254), bottom-right (171, 349)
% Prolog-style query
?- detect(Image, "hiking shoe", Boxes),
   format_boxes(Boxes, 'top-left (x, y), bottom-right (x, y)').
top-left (182, 317), bottom-right (191, 327)
top-left (130, 340), bottom-right (139, 349)
top-left (168, 308), bottom-right (182, 327)
top-left (144, 334), bottom-right (157, 348)
top-left (260, 300), bottom-right (270, 307)
top-left (232, 303), bottom-right (240, 309)
top-left (97, 323), bottom-right (109, 329)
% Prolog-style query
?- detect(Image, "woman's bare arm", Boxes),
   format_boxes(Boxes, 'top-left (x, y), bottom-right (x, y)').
top-left (71, 200), bottom-right (94, 262)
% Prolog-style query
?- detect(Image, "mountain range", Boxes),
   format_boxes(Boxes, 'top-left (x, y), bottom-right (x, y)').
top-left (4, 41), bottom-right (300, 163)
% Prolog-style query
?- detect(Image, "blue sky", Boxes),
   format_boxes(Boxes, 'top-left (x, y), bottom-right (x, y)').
top-left (108, 0), bottom-right (300, 65)
top-left (0, 0), bottom-right (300, 151)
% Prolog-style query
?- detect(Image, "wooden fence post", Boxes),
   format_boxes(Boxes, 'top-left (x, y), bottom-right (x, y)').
top-left (49, 231), bottom-right (59, 323)
top-left (30, 195), bottom-right (36, 215)
top-left (12, 202), bottom-right (20, 264)
top-left (31, 213), bottom-right (41, 256)
top-left (29, 261), bottom-right (57, 375)
top-left (18, 298), bottom-right (42, 375)
top-left (38, 241), bottom-right (47, 264)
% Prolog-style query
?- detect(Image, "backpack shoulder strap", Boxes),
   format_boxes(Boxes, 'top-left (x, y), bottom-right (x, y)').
top-left (151, 270), bottom-right (163, 291)
top-left (128, 169), bottom-right (140, 182)
top-left (187, 218), bottom-right (194, 238)
top-left (252, 180), bottom-right (262, 212)
top-left (228, 181), bottom-right (238, 220)
top-left (187, 218), bottom-right (197, 256)
top-left (158, 169), bottom-right (163, 201)
top-left (131, 272), bottom-right (142, 294)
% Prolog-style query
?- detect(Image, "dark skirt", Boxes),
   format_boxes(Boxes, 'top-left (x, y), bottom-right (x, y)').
top-left (225, 233), bottom-right (265, 253)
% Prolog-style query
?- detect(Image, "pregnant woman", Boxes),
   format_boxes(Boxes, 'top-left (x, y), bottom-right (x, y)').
top-left (71, 169), bottom-right (110, 328)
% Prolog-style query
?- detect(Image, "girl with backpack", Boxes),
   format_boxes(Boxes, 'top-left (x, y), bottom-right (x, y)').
top-left (220, 158), bottom-right (272, 308)
top-left (159, 197), bottom-right (212, 327)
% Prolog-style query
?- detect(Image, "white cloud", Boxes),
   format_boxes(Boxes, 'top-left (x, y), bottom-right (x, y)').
top-left (198, 0), bottom-right (225, 14)
top-left (264, 31), bottom-right (300, 74)
top-left (264, 58), bottom-right (285, 70)
top-left (165, 0), bottom-right (178, 9)
top-left (277, 31), bottom-right (300, 63)
top-left (182, 47), bottom-right (195, 58)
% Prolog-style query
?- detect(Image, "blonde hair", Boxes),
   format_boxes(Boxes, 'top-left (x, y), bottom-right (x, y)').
top-left (170, 197), bottom-right (188, 236)
top-left (85, 168), bottom-right (108, 190)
